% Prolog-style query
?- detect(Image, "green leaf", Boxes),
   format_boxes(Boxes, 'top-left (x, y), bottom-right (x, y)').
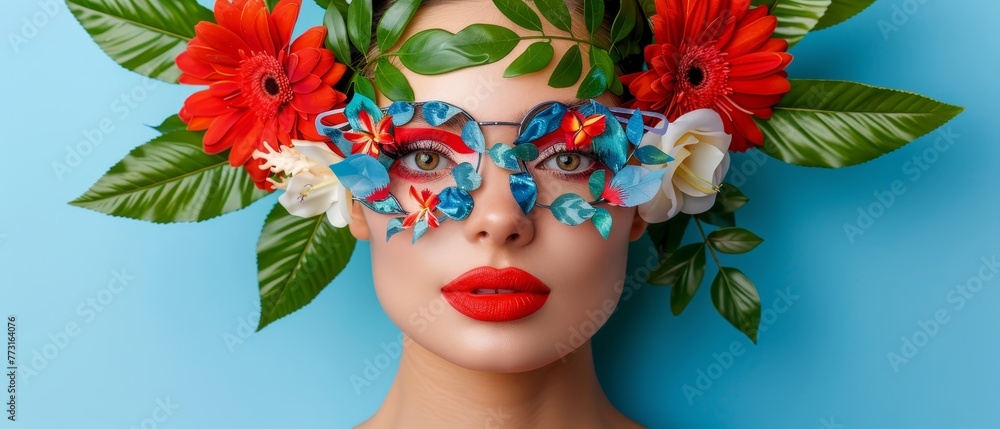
top-left (610, 0), bottom-right (637, 43)
top-left (150, 114), bottom-right (186, 134)
top-left (534, 0), bottom-right (572, 32)
top-left (398, 25), bottom-right (521, 75)
top-left (759, 80), bottom-right (964, 168)
top-left (576, 64), bottom-right (608, 98)
top-left (375, 58), bottom-right (415, 101)
top-left (648, 243), bottom-right (706, 316)
top-left (66, 0), bottom-right (213, 83)
top-left (698, 212), bottom-right (735, 229)
top-left (69, 130), bottom-right (269, 223)
top-left (584, 0), bottom-right (605, 36)
top-left (646, 213), bottom-right (690, 258)
top-left (707, 227), bottom-right (763, 254)
top-left (377, 0), bottom-right (421, 51)
top-left (711, 267), bottom-right (761, 343)
top-left (696, 210), bottom-right (735, 228)
top-left (257, 204), bottom-right (357, 330)
top-left (547, 44), bottom-right (583, 88)
top-left (752, 0), bottom-right (831, 47)
top-left (590, 46), bottom-right (614, 81)
top-left (265, 0), bottom-right (279, 10)
top-left (814, 0), bottom-right (876, 30)
top-left (353, 73), bottom-right (377, 102)
top-left (504, 42), bottom-right (554, 78)
top-left (492, 0), bottom-right (542, 31)
top-left (323, 0), bottom-right (352, 65)
top-left (714, 183), bottom-right (749, 214)
top-left (347, 0), bottom-right (373, 54)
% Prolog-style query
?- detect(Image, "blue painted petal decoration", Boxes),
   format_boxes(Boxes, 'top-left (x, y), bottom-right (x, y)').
top-left (626, 109), bottom-right (644, 145)
top-left (550, 193), bottom-right (597, 226)
top-left (591, 207), bottom-right (612, 239)
top-left (634, 145), bottom-right (673, 165)
top-left (461, 121), bottom-right (486, 153)
top-left (509, 172), bottom-right (538, 214)
top-left (345, 94), bottom-right (384, 131)
top-left (376, 153), bottom-right (394, 170)
top-left (438, 187), bottom-right (474, 220)
top-left (488, 143), bottom-right (520, 171)
top-left (582, 101), bottom-right (628, 173)
top-left (386, 217), bottom-right (406, 242)
top-left (452, 162), bottom-right (482, 192)
top-left (387, 101), bottom-right (415, 126)
top-left (325, 128), bottom-right (353, 158)
top-left (365, 195), bottom-right (406, 215)
top-left (330, 154), bottom-right (390, 202)
top-left (513, 143), bottom-right (539, 161)
top-left (606, 166), bottom-right (667, 207)
top-left (588, 170), bottom-right (606, 201)
top-left (514, 103), bottom-right (566, 145)
top-left (412, 218), bottom-right (430, 243)
top-left (422, 101), bottom-right (463, 126)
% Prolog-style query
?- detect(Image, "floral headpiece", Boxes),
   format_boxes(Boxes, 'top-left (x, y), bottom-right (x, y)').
top-left (68, 0), bottom-right (962, 341)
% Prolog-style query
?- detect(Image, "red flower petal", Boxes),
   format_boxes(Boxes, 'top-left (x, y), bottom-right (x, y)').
top-left (729, 52), bottom-right (788, 78)
top-left (287, 48), bottom-right (322, 82)
top-left (725, 15), bottom-right (776, 58)
top-left (203, 110), bottom-right (245, 152)
top-left (290, 27), bottom-right (327, 53)
top-left (730, 74), bottom-right (790, 95)
top-left (270, 0), bottom-right (301, 48)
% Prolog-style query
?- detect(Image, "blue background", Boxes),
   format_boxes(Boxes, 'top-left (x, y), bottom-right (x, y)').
top-left (2, 0), bottom-right (997, 428)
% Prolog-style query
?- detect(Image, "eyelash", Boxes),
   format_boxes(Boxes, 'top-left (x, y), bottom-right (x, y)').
top-left (386, 139), bottom-right (456, 181)
top-left (533, 144), bottom-right (600, 180)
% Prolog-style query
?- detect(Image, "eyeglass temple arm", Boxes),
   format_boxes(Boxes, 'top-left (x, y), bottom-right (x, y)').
top-left (607, 107), bottom-right (669, 136)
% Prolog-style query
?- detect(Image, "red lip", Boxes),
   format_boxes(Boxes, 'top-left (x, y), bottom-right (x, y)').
top-left (441, 267), bottom-right (551, 322)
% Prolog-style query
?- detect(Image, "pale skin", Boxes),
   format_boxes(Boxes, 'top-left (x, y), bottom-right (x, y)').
top-left (350, 2), bottom-right (647, 428)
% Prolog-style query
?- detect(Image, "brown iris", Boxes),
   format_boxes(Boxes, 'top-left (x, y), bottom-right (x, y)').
top-left (415, 151), bottom-right (441, 170)
top-left (555, 154), bottom-right (581, 171)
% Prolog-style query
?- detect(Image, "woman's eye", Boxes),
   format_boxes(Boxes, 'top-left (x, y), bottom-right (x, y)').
top-left (542, 153), bottom-right (593, 173)
top-left (401, 150), bottom-right (450, 172)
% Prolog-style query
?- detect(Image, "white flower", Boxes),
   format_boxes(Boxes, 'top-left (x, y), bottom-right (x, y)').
top-left (254, 140), bottom-right (352, 228)
top-left (638, 109), bottom-right (732, 224)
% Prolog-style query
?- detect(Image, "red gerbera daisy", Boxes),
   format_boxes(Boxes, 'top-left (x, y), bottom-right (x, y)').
top-left (176, 0), bottom-right (348, 190)
top-left (620, 0), bottom-right (792, 152)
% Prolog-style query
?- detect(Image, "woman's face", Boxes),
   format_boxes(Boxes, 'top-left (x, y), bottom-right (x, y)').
top-left (349, 1), bottom-right (646, 372)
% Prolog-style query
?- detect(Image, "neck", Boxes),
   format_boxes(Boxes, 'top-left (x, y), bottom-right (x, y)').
top-left (359, 335), bottom-right (641, 429)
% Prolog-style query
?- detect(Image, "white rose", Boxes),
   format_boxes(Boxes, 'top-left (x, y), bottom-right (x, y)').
top-left (637, 109), bottom-right (732, 224)
top-left (255, 140), bottom-right (352, 228)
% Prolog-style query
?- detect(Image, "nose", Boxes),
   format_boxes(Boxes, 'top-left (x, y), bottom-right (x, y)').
top-left (463, 154), bottom-right (535, 248)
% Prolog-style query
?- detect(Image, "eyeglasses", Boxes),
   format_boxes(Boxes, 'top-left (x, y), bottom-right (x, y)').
top-left (315, 95), bottom-right (670, 241)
